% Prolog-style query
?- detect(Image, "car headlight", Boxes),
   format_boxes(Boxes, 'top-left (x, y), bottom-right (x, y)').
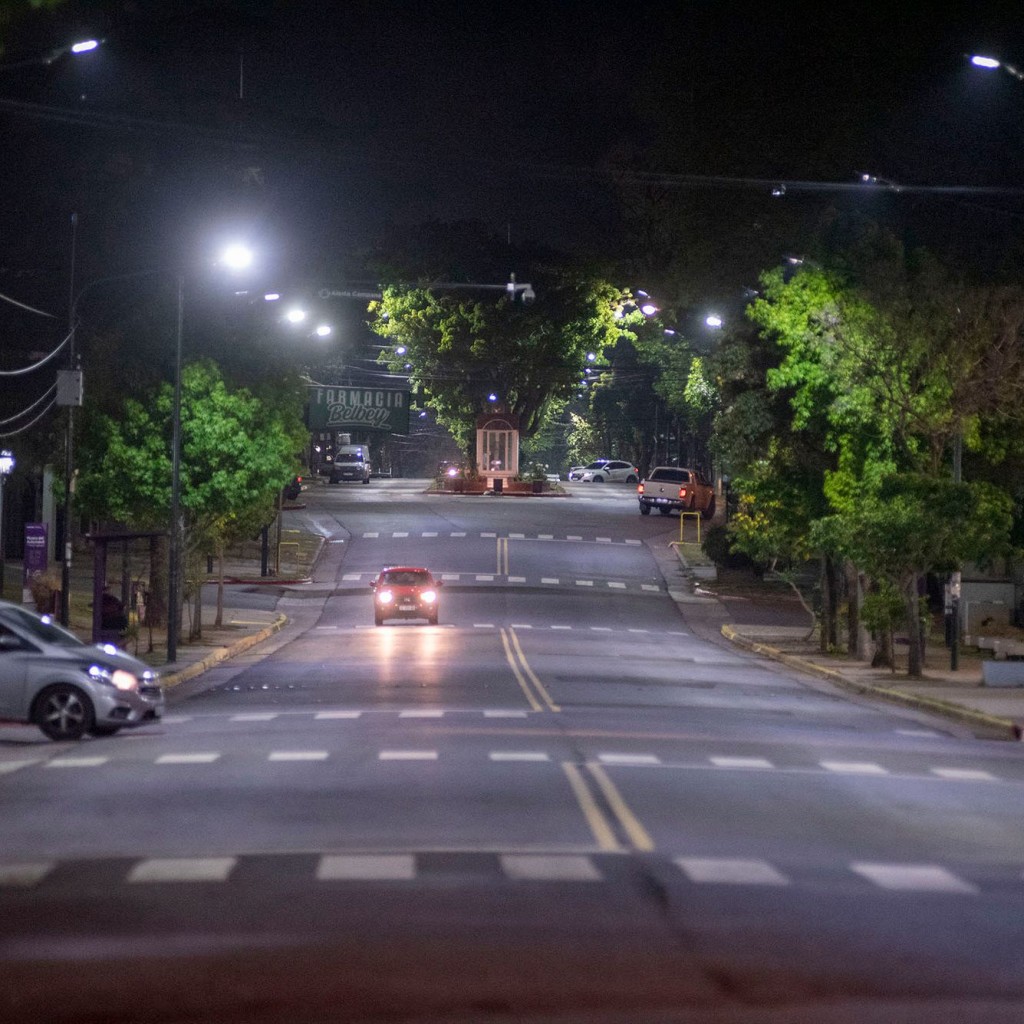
top-left (88, 665), bottom-right (139, 691)
top-left (377, 589), bottom-right (394, 605)
top-left (420, 590), bottom-right (437, 604)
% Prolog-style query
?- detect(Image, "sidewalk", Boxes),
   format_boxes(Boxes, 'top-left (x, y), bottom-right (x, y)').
top-left (670, 543), bottom-right (1024, 741)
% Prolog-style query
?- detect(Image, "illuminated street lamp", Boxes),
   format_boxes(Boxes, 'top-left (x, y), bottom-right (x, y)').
top-left (969, 54), bottom-right (1024, 81)
top-left (0, 450), bottom-right (13, 598)
top-left (705, 314), bottom-right (723, 329)
top-left (285, 307), bottom-right (307, 324)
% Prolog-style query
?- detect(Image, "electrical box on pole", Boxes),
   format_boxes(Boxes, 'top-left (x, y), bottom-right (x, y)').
top-left (56, 370), bottom-right (83, 407)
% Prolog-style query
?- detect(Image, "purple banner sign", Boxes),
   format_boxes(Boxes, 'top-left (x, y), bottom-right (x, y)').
top-left (23, 522), bottom-right (48, 583)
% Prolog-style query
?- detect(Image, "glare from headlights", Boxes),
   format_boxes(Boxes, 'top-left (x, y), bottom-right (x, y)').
top-left (377, 590), bottom-right (394, 604)
top-left (88, 665), bottom-right (138, 690)
top-left (421, 590), bottom-right (437, 603)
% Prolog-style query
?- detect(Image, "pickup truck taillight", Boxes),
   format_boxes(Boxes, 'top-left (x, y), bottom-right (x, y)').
top-left (679, 487), bottom-right (688, 499)
top-left (637, 483), bottom-right (645, 494)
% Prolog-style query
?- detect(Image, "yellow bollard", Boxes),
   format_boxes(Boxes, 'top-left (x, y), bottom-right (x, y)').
top-left (679, 511), bottom-right (701, 547)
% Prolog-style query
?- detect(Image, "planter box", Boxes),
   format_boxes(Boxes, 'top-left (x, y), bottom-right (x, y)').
top-left (982, 661), bottom-right (1024, 687)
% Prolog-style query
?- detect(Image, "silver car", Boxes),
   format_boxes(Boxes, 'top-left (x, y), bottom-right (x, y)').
top-left (0, 601), bottom-right (164, 741)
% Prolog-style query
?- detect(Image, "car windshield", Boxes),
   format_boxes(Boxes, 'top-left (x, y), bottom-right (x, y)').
top-left (1, 607), bottom-right (85, 647)
top-left (651, 469), bottom-right (690, 482)
top-left (335, 453), bottom-right (364, 463)
top-left (381, 570), bottom-right (431, 585)
top-left (585, 460), bottom-right (610, 469)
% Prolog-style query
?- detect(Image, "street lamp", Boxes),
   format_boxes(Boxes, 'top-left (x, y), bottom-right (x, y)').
top-left (0, 450), bottom-right (14, 598)
top-left (969, 54), bottom-right (1024, 81)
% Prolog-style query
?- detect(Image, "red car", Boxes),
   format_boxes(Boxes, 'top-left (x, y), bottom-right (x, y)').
top-left (370, 567), bottom-right (443, 626)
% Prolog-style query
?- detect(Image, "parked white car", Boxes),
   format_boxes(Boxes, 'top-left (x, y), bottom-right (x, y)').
top-left (577, 459), bottom-right (640, 483)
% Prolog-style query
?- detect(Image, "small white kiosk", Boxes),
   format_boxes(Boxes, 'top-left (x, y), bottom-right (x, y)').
top-left (476, 410), bottom-right (520, 492)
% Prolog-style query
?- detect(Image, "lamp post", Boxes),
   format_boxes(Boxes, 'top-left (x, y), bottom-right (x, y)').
top-left (64, 244), bottom-right (255, 663)
top-left (0, 450), bottom-right (15, 599)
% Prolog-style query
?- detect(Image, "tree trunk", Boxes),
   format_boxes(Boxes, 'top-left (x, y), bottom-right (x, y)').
top-left (905, 573), bottom-right (923, 678)
top-left (147, 535), bottom-right (167, 629)
top-left (215, 540), bottom-right (224, 628)
top-left (845, 560), bottom-right (862, 658)
top-left (826, 555), bottom-right (839, 650)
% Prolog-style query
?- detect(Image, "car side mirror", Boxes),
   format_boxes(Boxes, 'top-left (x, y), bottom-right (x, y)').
top-left (435, 580), bottom-right (444, 588)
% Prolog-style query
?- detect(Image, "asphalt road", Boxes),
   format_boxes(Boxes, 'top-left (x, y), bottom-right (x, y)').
top-left (2, 480), bottom-right (1023, 1023)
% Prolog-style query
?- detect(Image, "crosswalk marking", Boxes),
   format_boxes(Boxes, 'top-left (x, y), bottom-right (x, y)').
top-left (476, 574), bottom-right (494, 581)
top-left (342, 573), bottom-right (362, 580)
top-left (541, 578), bottom-right (559, 584)
top-left (481, 532), bottom-right (496, 538)
top-left (597, 537), bottom-right (611, 543)
top-left (0, 862), bottom-right (53, 887)
top-left (484, 710), bottom-right (529, 718)
top-left (128, 857), bottom-right (236, 883)
top-left (422, 531), bottom-right (438, 537)
top-left (156, 753), bottom-right (220, 765)
top-left (317, 854), bottom-right (415, 881)
top-left (393, 531), bottom-right (408, 537)
top-left (473, 623), bottom-right (495, 628)
top-left (711, 756), bottom-right (774, 770)
top-left (675, 857), bottom-right (790, 886)
top-left (627, 629), bottom-right (649, 634)
top-left (575, 580), bottom-right (593, 587)
top-left (608, 582), bottom-right (626, 589)
top-left (626, 539), bottom-right (642, 545)
top-left (567, 535), bottom-right (582, 541)
top-left (641, 584), bottom-right (660, 591)
top-left (268, 751), bottom-right (329, 761)
top-left (451, 531), bottom-right (467, 537)
top-left (551, 625), bottom-right (571, 630)
top-left (442, 573), bottom-right (460, 581)
top-left (500, 855), bottom-right (603, 881)
top-left (508, 576), bottom-right (526, 582)
top-left (510, 532), bottom-right (525, 539)
top-left (591, 626), bottom-right (612, 632)
top-left (538, 534), bottom-right (553, 540)
top-left (362, 532), bottom-right (379, 538)
top-left (45, 757), bottom-right (107, 769)
top-left (930, 768), bottom-right (997, 781)
top-left (231, 713), bottom-right (278, 722)
top-left (851, 863), bottom-right (978, 893)
top-left (378, 750), bottom-right (438, 761)
top-left (821, 761), bottom-right (888, 775)
top-left (315, 711), bottom-right (362, 719)
top-left (597, 753), bottom-right (660, 765)
top-left (489, 751), bottom-right (550, 762)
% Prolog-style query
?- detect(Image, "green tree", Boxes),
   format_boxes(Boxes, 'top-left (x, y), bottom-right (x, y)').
top-left (76, 360), bottom-right (303, 641)
top-left (370, 272), bottom-right (623, 468)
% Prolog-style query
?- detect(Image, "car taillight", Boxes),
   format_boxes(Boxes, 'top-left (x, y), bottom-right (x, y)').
top-left (638, 483), bottom-right (645, 494)
top-left (679, 487), bottom-right (688, 499)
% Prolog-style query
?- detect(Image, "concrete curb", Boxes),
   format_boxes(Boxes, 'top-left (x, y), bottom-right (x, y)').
top-left (161, 613), bottom-right (287, 690)
top-left (721, 624), bottom-right (1022, 741)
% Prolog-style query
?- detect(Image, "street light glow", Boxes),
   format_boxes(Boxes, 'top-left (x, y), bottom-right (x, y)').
top-left (315, 324), bottom-right (332, 337)
top-left (264, 293), bottom-right (280, 302)
top-left (640, 303), bottom-right (658, 316)
top-left (285, 308), bottom-right (307, 324)
top-left (220, 243), bottom-right (254, 271)
top-left (971, 55), bottom-right (1001, 68)
top-left (705, 314), bottom-right (723, 328)
top-left (70, 39), bottom-right (100, 54)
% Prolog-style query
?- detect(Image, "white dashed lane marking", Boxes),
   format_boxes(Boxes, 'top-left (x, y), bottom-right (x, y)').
top-left (850, 863), bottom-right (978, 894)
top-left (156, 753), bottom-right (220, 765)
top-left (0, 863), bottom-right (54, 887)
top-left (378, 750), bottom-right (438, 761)
top-left (399, 710), bottom-right (444, 718)
top-left (675, 857), bottom-right (790, 886)
top-left (489, 751), bottom-right (551, 762)
top-left (821, 761), bottom-right (888, 775)
top-left (268, 751), bottom-right (330, 761)
top-left (930, 768), bottom-right (997, 781)
top-left (231, 713), bottom-right (278, 722)
top-left (45, 757), bottom-right (107, 769)
top-left (710, 757), bottom-right (774, 770)
top-left (0, 761), bottom-right (37, 775)
top-left (317, 855), bottom-right (416, 881)
top-left (315, 711), bottom-right (362, 719)
top-left (128, 857), bottom-right (236, 883)
top-left (597, 754), bottom-right (661, 765)
top-left (500, 855), bottom-right (603, 881)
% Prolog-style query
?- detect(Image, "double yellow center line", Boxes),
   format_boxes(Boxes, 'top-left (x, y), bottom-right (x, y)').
top-left (501, 627), bottom-right (559, 712)
top-left (562, 762), bottom-right (655, 852)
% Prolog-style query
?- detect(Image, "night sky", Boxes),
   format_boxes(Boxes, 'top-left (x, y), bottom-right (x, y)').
top-left (3, 0), bottom-right (1024, 340)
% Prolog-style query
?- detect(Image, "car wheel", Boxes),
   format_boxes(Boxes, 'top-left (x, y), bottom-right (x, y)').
top-left (639, 504), bottom-right (650, 516)
top-left (362, 478), bottom-right (370, 485)
top-left (34, 685), bottom-right (95, 741)
top-left (88, 724), bottom-right (123, 737)
top-left (592, 475), bottom-right (604, 482)
top-left (659, 507), bottom-right (671, 516)
top-left (374, 614), bottom-right (384, 626)
top-left (701, 495), bottom-right (717, 520)
top-left (626, 474), bottom-right (638, 483)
